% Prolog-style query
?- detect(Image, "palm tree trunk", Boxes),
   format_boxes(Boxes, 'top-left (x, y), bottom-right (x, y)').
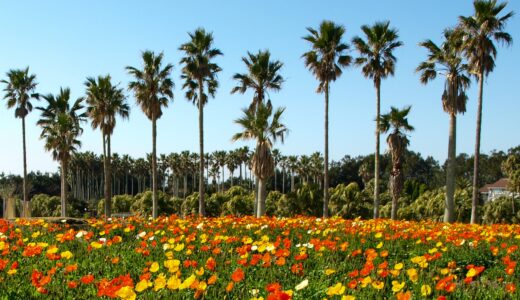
top-left (257, 178), bottom-right (266, 217)
top-left (274, 167), bottom-right (277, 192)
top-left (323, 81), bottom-right (330, 218)
top-left (444, 113), bottom-right (456, 223)
top-left (471, 72), bottom-right (484, 224)
top-left (152, 116), bottom-right (158, 219)
top-left (21, 116), bottom-right (30, 218)
top-left (254, 176), bottom-right (259, 216)
top-left (184, 175), bottom-right (187, 198)
top-left (198, 78), bottom-right (206, 216)
top-left (106, 133), bottom-right (113, 218)
top-left (282, 168), bottom-right (285, 194)
top-left (102, 132), bottom-right (110, 218)
top-left (60, 159), bottom-right (67, 217)
top-left (374, 79), bottom-right (381, 219)
top-left (291, 172), bottom-right (295, 192)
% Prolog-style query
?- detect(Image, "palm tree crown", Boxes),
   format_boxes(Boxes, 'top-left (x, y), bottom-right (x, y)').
top-left (352, 21), bottom-right (403, 85)
top-left (458, 0), bottom-right (514, 76)
top-left (37, 88), bottom-right (86, 162)
top-left (1, 67), bottom-right (39, 119)
top-left (126, 51), bottom-right (174, 120)
top-left (417, 29), bottom-right (470, 115)
top-left (85, 75), bottom-right (129, 135)
top-left (231, 50), bottom-right (284, 110)
top-left (179, 28), bottom-right (223, 105)
top-left (302, 20), bottom-right (352, 92)
top-left (378, 106), bottom-right (414, 140)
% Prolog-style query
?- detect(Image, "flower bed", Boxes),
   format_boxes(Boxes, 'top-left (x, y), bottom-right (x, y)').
top-left (0, 216), bottom-right (518, 299)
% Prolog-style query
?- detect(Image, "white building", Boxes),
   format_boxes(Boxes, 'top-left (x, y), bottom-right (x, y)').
top-left (479, 178), bottom-right (515, 202)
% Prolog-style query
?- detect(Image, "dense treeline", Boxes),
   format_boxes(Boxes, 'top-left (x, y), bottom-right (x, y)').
top-left (1, 145), bottom-right (517, 220)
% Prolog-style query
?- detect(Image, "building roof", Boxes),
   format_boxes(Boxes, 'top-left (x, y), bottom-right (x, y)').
top-left (479, 178), bottom-right (509, 193)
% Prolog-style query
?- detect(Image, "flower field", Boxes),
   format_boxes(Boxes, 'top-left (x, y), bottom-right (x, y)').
top-left (0, 216), bottom-right (519, 299)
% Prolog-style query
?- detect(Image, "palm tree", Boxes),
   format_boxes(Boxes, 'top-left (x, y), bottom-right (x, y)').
top-left (231, 50), bottom-right (284, 111)
top-left (378, 106), bottom-right (414, 220)
top-left (126, 51), bottom-right (174, 219)
top-left (352, 21), bottom-right (403, 219)
top-left (302, 20), bottom-right (352, 218)
top-left (232, 101), bottom-right (288, 217)
top-left (416, 29), bottom-right (470, 223)
top-left (1, 67), bottom-right (39, 217)
top-left (84, 75), bottom-right (129, 218)
top-left (37, 88), bottom-right (86, 217)
top-left (179, 28), bottom-right (223, 217)
top-left (458, 0), bottom-right (513, 224)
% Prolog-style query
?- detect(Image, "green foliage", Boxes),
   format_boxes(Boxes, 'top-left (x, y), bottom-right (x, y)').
top-left (98, 194), bottom-right (134, 215)
top-left (131, 191), bottom-right (174, 216)
top-left (482, 196), bottom-right (520, 225)
top-left (221, 186), bottom-right (254, 216)
top-left (329, 182), bottom-right (372, 219)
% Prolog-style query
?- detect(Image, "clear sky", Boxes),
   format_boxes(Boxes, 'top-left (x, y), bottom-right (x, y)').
top-left (0, 0), bottom-right (519, 175)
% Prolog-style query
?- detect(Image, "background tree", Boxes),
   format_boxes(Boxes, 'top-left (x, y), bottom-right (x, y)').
top-left (302, 20), bottom-right (352, 218)
top-left (232, 101), bottom-right (287, 217)
top-left (417, 29), bottom-right (470, 223)
top-left (37, 88), bottom-right (86, 217)
top-left (352, 21), bottom-right (403, 219)
top-left (179, 28), bottom-right (222, 216)
top-left (458, 0), bottom-right (513, 224)
top-left (378, 106), bottom-right (414, 220)
top-left (126, 51), bottom-right (174, 219)
top-left (85, 75), bottom-right (129, 218)
top-left (1, 67), bottom-right (39, 217)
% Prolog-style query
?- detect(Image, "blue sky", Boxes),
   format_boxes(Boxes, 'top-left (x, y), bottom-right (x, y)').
top-left (0, 0), bottom-right (519, 175)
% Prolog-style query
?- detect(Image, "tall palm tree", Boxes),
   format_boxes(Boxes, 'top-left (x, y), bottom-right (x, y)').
top-left (458, 0), bottom-right (513, 224)
top-left (416, 29), bottom-right (470, 223)
top-left (352, 21), bottom-right (403, 219)
top-left (1, 67), bottom-right (39, 217)
top-left (378, 106), bottom-right (414, 220)
top-left (84, 75), bottom-right (129, 218)
top-left (232, 101), bottom-right (287, 217)
top-left (231, 49), bottom-right (284, 212)
top-left (126, 51), bottom-right (174, 219)
top-left (37, 88), bottom-right (86, 217)
top-left (302, 20), bottom-right (352, 218)
top-left (231, 50), bottom-right (284, 111)
top-left (179, 28), bottom-right (223, 217)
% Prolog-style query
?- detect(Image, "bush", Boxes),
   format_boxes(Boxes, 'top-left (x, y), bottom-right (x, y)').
top-left (131, 191), bottom-right (175, 216)
top-left (97, 194), bottom-right (134, 215)
top-left (329, 182), bottom-right (372, 219)
top-left (31, 194), bottom-right (61, 217)
top-left (482, 196), bottom-right (520, 224)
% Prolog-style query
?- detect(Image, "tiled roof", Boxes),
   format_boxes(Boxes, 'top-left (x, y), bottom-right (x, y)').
top-left (479, 178), bottom-right (509, 193)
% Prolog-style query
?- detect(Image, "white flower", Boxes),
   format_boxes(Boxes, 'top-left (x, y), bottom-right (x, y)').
top-left (99, 238), bottom-right (106, 244)
top-left (75, 231), bottom-right (85, 239)
top-left (148, 236), bottom-right (155, 241)
top-left (137, 231), bottom-right (146, 239)
top-left (251, 245), bottom-right (258, 251)
top-left (295, 279), bottom-right (309, 291)
top-left (197, 223), bottom-right (204, 230)
top-left (250, 289), bottom-right (260, 296)
top-left (261, 225), bottom-right (268, 230)
top-left (163, 243), bottom-right (170, 251)
top-left (295, 243), bottom-right (301, 248)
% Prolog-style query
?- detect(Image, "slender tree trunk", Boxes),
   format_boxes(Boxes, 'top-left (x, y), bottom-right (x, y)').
top-left (282, 168), bottom-right (285, 194)
top-left (471, 72), bottom-right (484, 224)
top-left (102, 132), bottom-right (110, 218)
top-left (323, 81), bottom-right (330, 218)
top-left (274, 167), bottom-right (277, 192)
top-left (254, 176), bottom-right (259, 216)
top-left (152, 116), bottom-right (158, 219)
top-left (60, 159), bottom-right (67, 217)
top-left (374, 79), bottom-right (381, 219)
top-left (291, 172), bottom-right (295, 192)
top-left (183, 175), bottom-right (187, 198)
top-left (21, 117), bottom-right (30, 217)
top-left (444, 113), bottom-right (457, 223)
top-left (257, 178), bottom-right (266, 218)
top-left (106, 134), bottom-right (113, 218)
top-left (198, 79), bottom-right (206, 216)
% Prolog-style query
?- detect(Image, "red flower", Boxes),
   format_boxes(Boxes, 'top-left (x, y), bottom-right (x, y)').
top-left (80, 274), bottom-right (95, 284)
top-left (231, 267), bottom-right (245, 282)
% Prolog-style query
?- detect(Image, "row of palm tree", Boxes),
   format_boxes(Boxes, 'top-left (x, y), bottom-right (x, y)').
top-left (1, 1), bottom-right (513, 222)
